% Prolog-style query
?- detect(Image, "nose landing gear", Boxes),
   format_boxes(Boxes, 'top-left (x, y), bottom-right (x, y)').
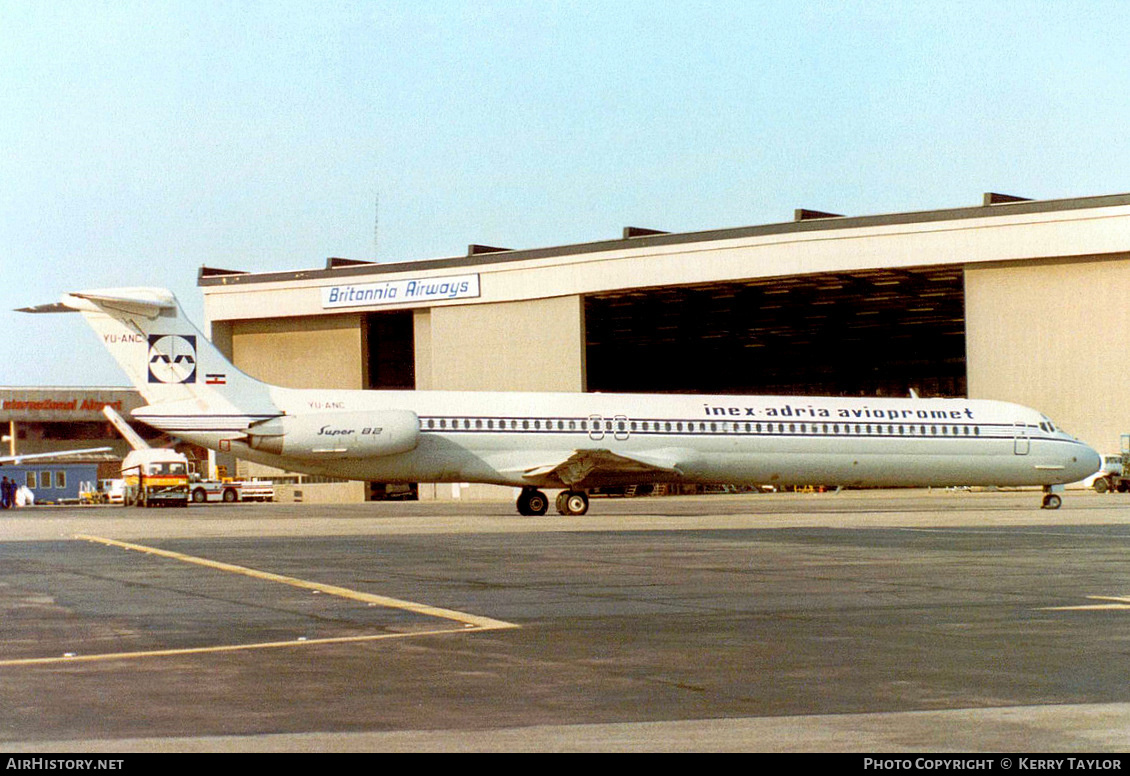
top-left (1042, 486), bottom-right (1062, 510)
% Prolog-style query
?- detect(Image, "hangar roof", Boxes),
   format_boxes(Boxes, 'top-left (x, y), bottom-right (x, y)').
top-left (198, 191), bottom-right (1130, 287)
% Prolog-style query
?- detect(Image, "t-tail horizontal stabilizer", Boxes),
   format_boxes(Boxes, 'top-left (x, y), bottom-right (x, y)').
top-left (19, 287), bottom-right (278, 418)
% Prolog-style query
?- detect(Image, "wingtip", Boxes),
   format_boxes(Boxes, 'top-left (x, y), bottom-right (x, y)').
top-left (14, 302), bottom-right (76, 314)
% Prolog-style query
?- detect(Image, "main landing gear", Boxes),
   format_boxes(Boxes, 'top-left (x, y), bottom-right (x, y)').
top-left (555, 489), bottom-right (589, 516)
top-left (516, 487), bottom-right (548, 516)
top-left (516, 487), bottom-right (590, 516)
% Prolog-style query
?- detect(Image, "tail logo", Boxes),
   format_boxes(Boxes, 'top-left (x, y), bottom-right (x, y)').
top-left (148, 334), bottom-right (197, 384)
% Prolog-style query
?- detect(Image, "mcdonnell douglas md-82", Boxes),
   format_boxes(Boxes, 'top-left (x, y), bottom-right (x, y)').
top-left (21, 288), bottom-right (1100, 514)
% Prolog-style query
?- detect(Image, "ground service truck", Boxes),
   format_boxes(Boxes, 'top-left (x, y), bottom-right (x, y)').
top-left (122, 448), bottom-right (190, 507)
top-left (1092, 435), bottom-right (1130, 493)
top-left (188, 474), bottom-right (274, 503)
top-left (103, 404), bottom-right (190, 507)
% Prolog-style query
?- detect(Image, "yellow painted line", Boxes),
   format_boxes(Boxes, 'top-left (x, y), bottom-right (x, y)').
top-left (1086, 595), bottom-right (1130, 604)
top-left (0, 535), bottom-right (518, 667)
top-left (1041, 595), bottom-right (1130, 611)
top-left (0, 628), bottom-right (471, 667)
top-left (76, 534), bottom-right (518, 630)
top-left (1042, 604), bottom-right (1130, 611)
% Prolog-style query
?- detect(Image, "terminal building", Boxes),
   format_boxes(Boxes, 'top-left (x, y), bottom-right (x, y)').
top-left (0, 387), bottom-right (167, 502)
top-left (0, 387), bottom-right (148, 459)
top-left (0, 387), bottom-right (214, 498)
top-left (196, 191), bottom-right (1130, 502)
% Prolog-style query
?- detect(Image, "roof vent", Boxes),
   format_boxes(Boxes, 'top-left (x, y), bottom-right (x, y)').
top-left (794, 209), bottom-right (844, 221)
top-left (326, 257), bottom-right (378, 269)
top-left (983, 192), bottom-right (1033, 206)
top-left (198, 266), bottom-right (248, 278)
top-left (467, 244), bottom-right (511, 256)
top-left (622, 226), bottom-right (670, 238)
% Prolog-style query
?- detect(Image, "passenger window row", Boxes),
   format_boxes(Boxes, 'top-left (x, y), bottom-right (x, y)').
top-left (419, 416), bottom-right (1012, 438)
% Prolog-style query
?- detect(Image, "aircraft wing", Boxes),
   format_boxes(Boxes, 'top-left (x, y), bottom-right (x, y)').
top-left (517, 448), bottom-right (685, 487)
top-left (102, 406), bottom-right (150, 451)
top-left (0, 447), bottom-right (113, 465)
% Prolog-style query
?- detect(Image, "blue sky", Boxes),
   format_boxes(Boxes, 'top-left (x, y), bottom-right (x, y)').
top-left (3, 1), bottom-right (1129, 386)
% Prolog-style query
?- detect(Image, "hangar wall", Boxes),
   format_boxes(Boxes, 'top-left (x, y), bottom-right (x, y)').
top-left (416, 296), bottom-right (585, 392)
top-left (229, 314), bottom-right (366, 389)
top-left (966, 254), bottom-right (1130, 453)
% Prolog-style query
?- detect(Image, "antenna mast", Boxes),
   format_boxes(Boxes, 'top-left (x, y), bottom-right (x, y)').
top-left (373, 193), bottom-right (379, 258)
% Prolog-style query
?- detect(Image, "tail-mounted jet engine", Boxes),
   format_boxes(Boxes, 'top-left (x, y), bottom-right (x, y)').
top-left (245, 410), bottom-right (419, 458)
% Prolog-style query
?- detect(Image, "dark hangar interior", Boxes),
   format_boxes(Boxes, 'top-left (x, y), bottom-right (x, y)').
top-left (583, 267), bottom-right (967, 398)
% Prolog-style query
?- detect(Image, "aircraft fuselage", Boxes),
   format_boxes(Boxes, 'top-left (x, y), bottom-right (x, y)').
top-left (31, 287), bottom-right (1100, 515)
top-left (135, 388), bottom-right (1099, 491)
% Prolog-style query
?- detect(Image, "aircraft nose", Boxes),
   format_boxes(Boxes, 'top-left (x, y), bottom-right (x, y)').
top-left (1074, 443), bottom-right (1102, 482)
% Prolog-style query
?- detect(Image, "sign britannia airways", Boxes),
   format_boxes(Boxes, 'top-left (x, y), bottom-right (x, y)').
top-left (322, 274), bottom-right (480, 309)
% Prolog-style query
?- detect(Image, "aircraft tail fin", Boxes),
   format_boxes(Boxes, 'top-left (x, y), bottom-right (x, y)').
top-left (28, 288), bottom-right (278, 417)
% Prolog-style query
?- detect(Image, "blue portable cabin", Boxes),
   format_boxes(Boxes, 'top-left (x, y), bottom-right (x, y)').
top-left (0, 463), bottom-right (99, 504)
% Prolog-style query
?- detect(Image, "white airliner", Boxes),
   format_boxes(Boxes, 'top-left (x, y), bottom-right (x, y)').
top-left (22, 288), bottom-right (1100, 514)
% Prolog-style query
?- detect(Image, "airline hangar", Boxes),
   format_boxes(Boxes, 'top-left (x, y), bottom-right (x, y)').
top-left (198, 192), bottom-right (1130, 501)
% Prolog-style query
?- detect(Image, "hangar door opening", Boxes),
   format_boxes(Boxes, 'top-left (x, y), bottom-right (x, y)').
top-left (365, 310), bottom-right (415, 390)
top-left (365, 309), bottom-right (417, 501)
top-left (584, 268), bottom-right (966, 398)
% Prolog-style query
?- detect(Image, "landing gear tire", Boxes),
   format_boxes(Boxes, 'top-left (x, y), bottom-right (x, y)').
top-left (517, 488), bottom-right (549, 516)
top-left (1042, 493), bottom-right (1062, 510)
top-left (555, 490), bottom-right (589, 516)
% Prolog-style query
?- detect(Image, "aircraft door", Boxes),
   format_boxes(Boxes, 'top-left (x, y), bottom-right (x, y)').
top-left (588, 414), bottom-right (605, 441)
top-left (614, 414), bottom-right (630, 441)
top-left (1013, 423), bottom-right (1031, 455)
